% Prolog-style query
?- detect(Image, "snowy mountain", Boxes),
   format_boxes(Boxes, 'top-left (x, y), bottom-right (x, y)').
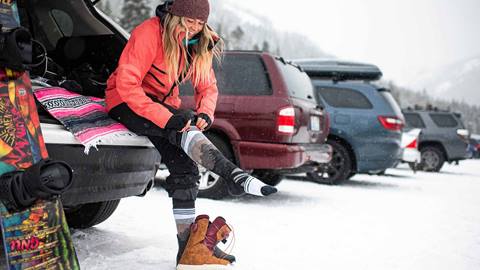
top-left (208, 0), bottom-right (330, 58)
top-left (409, 55), bottom-right (480, 106)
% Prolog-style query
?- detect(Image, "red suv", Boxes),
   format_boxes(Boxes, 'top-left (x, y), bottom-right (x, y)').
top-left (180, 51), bottom-right (331, 199)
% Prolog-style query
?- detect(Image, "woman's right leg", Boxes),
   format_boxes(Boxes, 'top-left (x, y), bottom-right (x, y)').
top-left (179, 127), bottom-right (277, 196)
top-left (109, 103), bottom-right (277, 197)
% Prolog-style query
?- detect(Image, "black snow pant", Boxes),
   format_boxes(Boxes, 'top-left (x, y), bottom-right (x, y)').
top-left (109, 103), bottom-right (199, 209)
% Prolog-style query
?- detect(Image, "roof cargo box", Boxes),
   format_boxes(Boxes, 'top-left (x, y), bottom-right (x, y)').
top-left (293, 59), bottom-right (383, 81)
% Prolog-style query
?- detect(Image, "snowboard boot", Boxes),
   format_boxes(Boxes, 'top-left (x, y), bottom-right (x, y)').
top-left (177, 215), bottom-right (233, 270)
top-left (176, 222), bottom-right (236, 266)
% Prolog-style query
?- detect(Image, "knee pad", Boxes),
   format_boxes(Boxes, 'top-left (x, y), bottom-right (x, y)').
top-left (163, 174), bottom-right (200, 201)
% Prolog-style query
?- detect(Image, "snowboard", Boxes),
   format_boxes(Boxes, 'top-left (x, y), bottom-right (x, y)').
top-left (0, 69), bottom-right (80, 270)
top-left (0, 2), bottom-right (80, 268)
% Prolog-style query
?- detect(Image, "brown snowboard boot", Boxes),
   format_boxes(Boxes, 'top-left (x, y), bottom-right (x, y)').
top-left (177, 215), bottom-right (233, 270)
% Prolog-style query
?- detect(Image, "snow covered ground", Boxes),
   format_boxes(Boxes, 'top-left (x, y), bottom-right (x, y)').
top-left (73, 160), bottom-right (480, 270)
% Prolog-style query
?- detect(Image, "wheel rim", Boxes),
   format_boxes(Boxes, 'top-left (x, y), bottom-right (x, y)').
top-left (422, 150), bottom-right (440, 170)
top-left (315, 148), bottom-right (344, 180)
top-left (198, 165), bottom-right (221, 190)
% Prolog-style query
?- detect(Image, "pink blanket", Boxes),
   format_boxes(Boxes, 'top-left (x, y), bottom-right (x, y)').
top-left (34, 87), bottom-right (137, 154)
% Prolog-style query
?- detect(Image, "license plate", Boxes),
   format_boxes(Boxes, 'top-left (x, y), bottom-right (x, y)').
top-left (310, 115), bottom-right (320, 131)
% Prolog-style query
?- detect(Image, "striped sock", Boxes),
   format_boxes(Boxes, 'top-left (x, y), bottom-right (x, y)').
top-left (231, 169), bottom-right (277, 196)
top-left (173, 208), bottom-right (196, 240)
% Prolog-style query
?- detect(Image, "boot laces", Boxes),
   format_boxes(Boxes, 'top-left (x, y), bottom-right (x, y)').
top-left (218, 223), bottom-right (236, 258)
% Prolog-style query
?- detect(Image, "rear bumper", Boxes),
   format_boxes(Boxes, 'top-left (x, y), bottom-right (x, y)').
top-left (46, 144), bottom-right (160, 206)
top-left (356, 138), bottom-right (402, 172)
top-left (233, 141), bottom-right (332, 170)
top-left (41, 123), bottom-right (159, 206)
top-left (402, 148), bottom-right (421, 163)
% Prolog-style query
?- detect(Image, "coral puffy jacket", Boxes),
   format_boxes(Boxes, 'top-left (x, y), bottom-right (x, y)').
top-left (105, 17), bottom-right (218, 128)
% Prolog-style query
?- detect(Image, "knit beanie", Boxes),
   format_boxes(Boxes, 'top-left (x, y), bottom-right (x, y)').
top-left (168, 0), bottom-right (210, 22)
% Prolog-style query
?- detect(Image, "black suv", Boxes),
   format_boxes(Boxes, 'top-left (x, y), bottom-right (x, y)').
top-left (17, 0), bottom-right (160, 228)
top-left (403, 106), bottom-right (469, 172)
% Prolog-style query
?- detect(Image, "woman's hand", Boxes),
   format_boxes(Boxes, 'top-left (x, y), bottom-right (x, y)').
top-left (196, 113), bottom-right (212, 131)
top-left (180, 120), bottom-right (192, 133)
top-left (196, 117), bottom-right (208, 131)
top-left (165, 109), bottom-right (195, 132)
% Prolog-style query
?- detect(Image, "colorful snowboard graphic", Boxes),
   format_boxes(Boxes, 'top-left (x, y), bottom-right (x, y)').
top-left (0, 69), bottom-right (80, 269)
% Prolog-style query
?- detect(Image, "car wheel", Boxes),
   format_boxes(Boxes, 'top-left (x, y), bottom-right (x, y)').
top-left (418, 146), bottom-right (445, 172)
top-left (197, 134), bottom-right (232, 199)
top-left (64, 199), bottom-right (120, 229)
top-left (307, 139), bottom-right (352, 184)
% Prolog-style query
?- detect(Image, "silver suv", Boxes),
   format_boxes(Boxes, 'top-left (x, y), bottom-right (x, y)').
top-left (403, 106), bottom-right (469, 172)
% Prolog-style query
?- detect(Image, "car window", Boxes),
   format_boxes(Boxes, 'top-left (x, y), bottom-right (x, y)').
top-left (429, 113), bottom-right (459, 128)
top-left (51, 9), bottom-right (74, 36)
top-left (404, 113), bottom-right (426, 128)
top-left (378, 90), bottom-right (403, 117)
top-left (315, 87), bottom-right (373, 109)
top-left (180, 54), bottom-right (272, 96)
top-left (276, 60), bottom-right (315, 101)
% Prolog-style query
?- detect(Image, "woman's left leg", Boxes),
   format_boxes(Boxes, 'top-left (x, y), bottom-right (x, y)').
top-left (149, 135), bottom-right (199, 264)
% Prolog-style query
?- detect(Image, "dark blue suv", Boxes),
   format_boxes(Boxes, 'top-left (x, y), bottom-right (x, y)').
top-left (294, 60), bottom-right (404, 184)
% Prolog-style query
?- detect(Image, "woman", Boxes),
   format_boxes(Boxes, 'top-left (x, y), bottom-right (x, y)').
top-left (105, 0), bottom-right (276, 268)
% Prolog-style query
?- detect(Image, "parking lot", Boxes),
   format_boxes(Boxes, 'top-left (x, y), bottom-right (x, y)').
top-left (73, 160), bottom-right (480, 270)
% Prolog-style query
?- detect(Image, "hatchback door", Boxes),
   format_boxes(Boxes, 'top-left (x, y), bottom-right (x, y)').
top-left (274, 58), bottom-right (328, 144)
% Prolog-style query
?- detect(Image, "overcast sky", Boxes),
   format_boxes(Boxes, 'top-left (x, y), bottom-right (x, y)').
top-left (231, 0), bottom-right (480, 85)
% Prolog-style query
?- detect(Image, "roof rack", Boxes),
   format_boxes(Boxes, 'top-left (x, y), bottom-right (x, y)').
top-left (403, 105), bottom-right (461, 115)
top-left (275, 56), bottom-right (304, 72)
top-left (292, 59), bottom-right (383, 82)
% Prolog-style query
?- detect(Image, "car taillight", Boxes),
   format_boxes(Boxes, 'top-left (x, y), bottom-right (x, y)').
top-left (277, 106), bottom-right (295, 134)
top-left (325, 111), bottom-right (330, 133)
top-left (405, 138), bottom-right (418, 149)
top-left (378, 116), bottom-right (404, 131)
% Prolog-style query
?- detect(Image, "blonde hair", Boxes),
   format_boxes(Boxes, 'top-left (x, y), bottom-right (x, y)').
top-left (162, 14), bottom-right (224, 87)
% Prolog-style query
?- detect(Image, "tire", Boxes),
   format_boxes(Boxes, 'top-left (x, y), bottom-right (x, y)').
top-left (418, 146), bottom-right (445, 172)
top-left (197, 134), bottom-right (233, 199)
top-left (65, 199), bottom-right (121, 229)
top-left (307, 139), bottom-right (352, 185)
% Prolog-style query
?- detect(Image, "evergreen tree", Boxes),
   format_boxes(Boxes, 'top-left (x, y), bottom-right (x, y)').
top-left (231, 26), bottom-right (244, 41)
top-left (262, 41), bottom-right (270, 53)
top-left (119, 0), bottom-right (152, 32)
